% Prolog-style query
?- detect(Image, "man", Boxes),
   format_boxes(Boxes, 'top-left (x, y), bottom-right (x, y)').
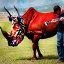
top-left (53, 5), bottom-right (64, 63)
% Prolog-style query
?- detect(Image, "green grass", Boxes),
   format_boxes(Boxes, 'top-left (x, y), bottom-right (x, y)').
top-left (0, 22), bottom-right (64, 64)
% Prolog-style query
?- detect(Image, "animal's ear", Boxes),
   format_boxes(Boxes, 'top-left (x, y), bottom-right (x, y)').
top-left (17, 17), bottom-right (21, 21)
top-left (8, 16), bottom-right (16, 21)
top-left (9, 17), bottom-right (12, 21)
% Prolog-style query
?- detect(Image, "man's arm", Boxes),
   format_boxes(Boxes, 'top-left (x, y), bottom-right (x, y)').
top-left (44, 17), bottom-right (64, 26)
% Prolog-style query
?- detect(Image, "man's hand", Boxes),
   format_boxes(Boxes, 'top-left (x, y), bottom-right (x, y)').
top-left (60, 17), bottom-right (64, 24)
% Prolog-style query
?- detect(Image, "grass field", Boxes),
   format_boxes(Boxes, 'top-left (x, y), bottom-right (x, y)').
top-left (0, 22), bottom-right (64, 64)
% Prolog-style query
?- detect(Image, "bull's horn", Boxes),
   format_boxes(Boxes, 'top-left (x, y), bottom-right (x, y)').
top-left (14, 6), bottom-right (20, 17)
top-left (4, 6), bottom-right (12, 16)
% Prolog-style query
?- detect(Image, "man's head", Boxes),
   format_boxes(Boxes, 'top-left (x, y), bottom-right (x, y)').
top-left (53, 5), bottom-right (61, 15)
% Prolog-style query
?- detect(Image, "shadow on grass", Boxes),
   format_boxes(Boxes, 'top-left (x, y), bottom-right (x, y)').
top-left (44, 55), bottom-right (58, 59)
top-left (16, 57), bottom-right (32, 61)
top-left (16, 55), bottom-right (58, 61)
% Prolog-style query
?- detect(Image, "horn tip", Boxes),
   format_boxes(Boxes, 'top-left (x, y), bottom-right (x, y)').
top-left (4, 6), bottom-right (5, 8)
top-left (14, 5), bottom-right (15, 7)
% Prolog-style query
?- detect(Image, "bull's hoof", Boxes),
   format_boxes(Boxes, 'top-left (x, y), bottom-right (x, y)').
top-left (32, 56), bottom-right (38, 60)
top-left (39, 54), bottom-right (44, 59)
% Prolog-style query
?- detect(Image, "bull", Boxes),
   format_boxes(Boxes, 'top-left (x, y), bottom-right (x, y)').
top-left (0, 6), bottom-right (59, 60)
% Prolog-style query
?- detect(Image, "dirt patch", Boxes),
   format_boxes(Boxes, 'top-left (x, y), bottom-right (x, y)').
top-left (0, 16), bottom-right (9, 22)
top-left (0, 12), bottom-right (9, 22)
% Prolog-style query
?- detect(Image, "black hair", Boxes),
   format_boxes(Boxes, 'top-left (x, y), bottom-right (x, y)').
top-left (53, 5), bottom-right (61, 14)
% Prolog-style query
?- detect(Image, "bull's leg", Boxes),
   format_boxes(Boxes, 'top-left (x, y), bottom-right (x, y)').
top-left (32, 34), bottom-right (39, 60)
top-left (32, 34), bottom-right (43, 60)
top-left (32, 43), bottom-right (37, 60)
top-left (32, 42), bottom-right (43, 60)
top-left (36, 43), bottom-right (43, 59)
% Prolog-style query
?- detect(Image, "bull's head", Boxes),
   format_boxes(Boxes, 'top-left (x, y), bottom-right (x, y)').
top-left (4, 6), bottom-right (25, 45)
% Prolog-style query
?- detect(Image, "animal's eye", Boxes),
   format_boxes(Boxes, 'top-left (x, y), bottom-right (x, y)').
top-left (19, 31), bottom-right (22, 33)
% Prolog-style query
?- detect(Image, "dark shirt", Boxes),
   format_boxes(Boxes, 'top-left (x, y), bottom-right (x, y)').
top-left (58, 10), bottom-right (64, 32)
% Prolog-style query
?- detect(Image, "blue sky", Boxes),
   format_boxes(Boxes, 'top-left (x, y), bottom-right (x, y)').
top-left (0, 0), bottom-right (64, 12)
